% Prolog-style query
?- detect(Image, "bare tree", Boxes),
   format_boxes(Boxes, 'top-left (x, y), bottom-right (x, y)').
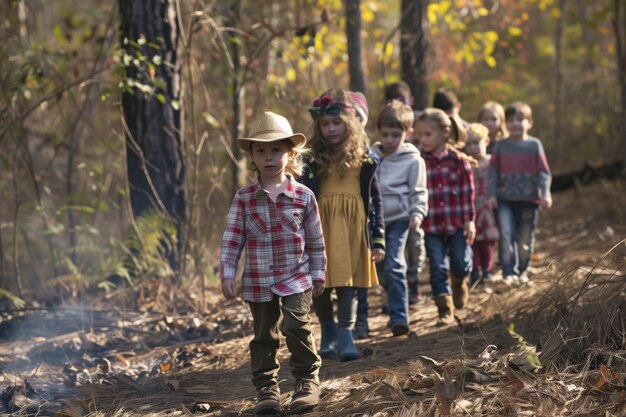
top-left (119, 0), bottom-right (187, 270)
top-left (614, 0), bottom-right (626, 170)
top-left (225, 0), bottom-right (244, 195)
top-left (344, 0), bottom-right (366, 94)
top-left (553, 0), bottom-right (566, 169)
top-left (400, 0), bottom-right (429, 110)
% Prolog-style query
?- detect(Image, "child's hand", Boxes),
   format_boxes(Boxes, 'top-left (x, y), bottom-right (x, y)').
top-left (464, 220), bottom-right (476, 245)
top-left (541, 195), bottom-right (552, 210)
top-left (486, 197), bottom-right (497, 210)
top-left (372, 248), bottom-right (385, 263)
top-left (222, 279), bottom-right (238, 299)
top-left (409, 215), bottom-right (422, 231)
top-left (312, 280), bottom-right (325, 297)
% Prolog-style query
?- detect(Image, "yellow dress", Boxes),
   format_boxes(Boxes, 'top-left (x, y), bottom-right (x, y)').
top-left (318, 163), bottom-right (379, 288)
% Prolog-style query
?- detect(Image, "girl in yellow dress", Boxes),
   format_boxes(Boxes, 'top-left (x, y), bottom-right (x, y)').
top-left (300, 89), bottom-right (386, 361)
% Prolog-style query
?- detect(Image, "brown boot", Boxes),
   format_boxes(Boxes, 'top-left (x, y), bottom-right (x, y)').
top-left (254, 384), bottom-right (281, 415)
top-left (450, 273), bottom-right (469, 309)
top-left (290, 379), bottom-right (320, 414)
top-left (434, 295), bottom-right (455, 325)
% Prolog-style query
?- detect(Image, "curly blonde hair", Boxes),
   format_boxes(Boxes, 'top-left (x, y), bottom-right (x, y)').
top-left (308, 88), bottom-right (370, 179)
top-left (466, 123), bottom-right (490, 143)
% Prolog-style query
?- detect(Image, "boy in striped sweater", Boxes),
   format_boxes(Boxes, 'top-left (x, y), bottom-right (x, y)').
top-left (486, 101), bottom-right (552, 286)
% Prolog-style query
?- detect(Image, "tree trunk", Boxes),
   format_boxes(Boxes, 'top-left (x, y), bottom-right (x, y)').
top-left (227, 0), bottom-right (244, 195)
top-left (400, 0), bottom-right (429, 111)
top-left (344, 0), bottom-right (366, 94)
top-left (614, 0), bottom-right (626, 170)
top-left (119, 0), bottom-right (186, 270)
top-left (553, 0), bottom-right (566, 170)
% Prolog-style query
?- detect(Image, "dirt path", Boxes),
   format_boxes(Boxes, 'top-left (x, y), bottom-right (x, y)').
top-left (1, 181), bottom-right (624, 416)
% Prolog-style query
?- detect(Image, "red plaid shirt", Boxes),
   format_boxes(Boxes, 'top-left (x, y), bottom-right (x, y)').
top-left (422, 150), bottom-right (475, 236)
top-left (220, 176), bottom-right (326, 302)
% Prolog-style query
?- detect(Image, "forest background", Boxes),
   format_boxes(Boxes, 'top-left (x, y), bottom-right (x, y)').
top-left (1, 0), bottom-right (625, 309)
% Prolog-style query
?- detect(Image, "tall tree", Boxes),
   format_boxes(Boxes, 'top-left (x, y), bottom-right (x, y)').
top-left (119, 0), bottom-right (186, 270)
top-left (614, 0), bottom-right (626, 169)
top-left (226, 0), bottom-right (244, 195)
top-left (553, 0), bottom-right (566, 166)
top-left (344, 0), bottom-right (366, 93)
top-left (400, 0), bottom-right (429, 110)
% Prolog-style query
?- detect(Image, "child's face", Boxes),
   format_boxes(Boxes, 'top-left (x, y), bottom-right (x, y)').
top-left (505, 112), bottom-right (532, 140)
top-left (319, 114), bottom-right (347, 146)
top-left (415, 120), bottom-right (448, 153)
top-left (251, 140), bottom-right (292, 182)
top-left (479, 109), bottom-right (501, 136)
top-left (379, 125), bottom-right (411, 155)
top-left (464, 133), bottom-right (487, 159)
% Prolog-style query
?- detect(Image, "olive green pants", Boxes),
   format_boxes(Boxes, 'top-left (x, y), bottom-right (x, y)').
top-left (248, 290), bottom-right (321, 389)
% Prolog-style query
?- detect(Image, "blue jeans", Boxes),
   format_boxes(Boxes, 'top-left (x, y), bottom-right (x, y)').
top-left (497, 199), bottom-right (539, 276)
top-left (424, 229), bottom-right (473, 297)
top-left (376, 221), bottom-right (410, 327)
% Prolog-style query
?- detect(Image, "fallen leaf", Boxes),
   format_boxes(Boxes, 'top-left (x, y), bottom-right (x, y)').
top-left (160, 362), bottom-right (172, 373)
top-left (115, 354), bottom-right (129, 366)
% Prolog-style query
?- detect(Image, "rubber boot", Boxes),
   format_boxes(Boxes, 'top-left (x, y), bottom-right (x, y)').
top-left (318, 320), bottom-right (337, 359)
top-left (434, 295), bottom-right (455, 325)
top-left (337, 327), bottom-right (359, 361)
top-left (450, 273), bottom-right (469, 309)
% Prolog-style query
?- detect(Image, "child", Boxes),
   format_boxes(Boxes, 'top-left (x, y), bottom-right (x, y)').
top-left (220, 111), bottom-right (326, 415)
top-left (346, 91), bottom-right (376, 340)
top-left (478, 101), bottom-right (508, 154)
top-left (415, 108), bottom-right (475, 325)
top-left (371, 101), bottom-right (428, 336)
top-left (486, 101), bottom-right (552, 286)
top-left (464, 123), bottom-right (499, 284)
top-left (300, 88), bottom-right (385, 360)
top-left (384, 81), bottom-right (414, 106)
top-left (384, 82), bottom-right (426, 305)
top-left (433, 87), bottom-right (469, 127)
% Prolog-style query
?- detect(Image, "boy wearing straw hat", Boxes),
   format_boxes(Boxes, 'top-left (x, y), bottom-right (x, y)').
top-left (220, 111), bottom-right (327, 415)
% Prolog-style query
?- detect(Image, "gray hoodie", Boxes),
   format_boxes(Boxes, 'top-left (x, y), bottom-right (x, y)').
top-left (372, 142), bottom-right (428, 226)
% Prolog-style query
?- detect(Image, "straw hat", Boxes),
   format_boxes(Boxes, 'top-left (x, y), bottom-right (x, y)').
top-left (237, 111), bottom-right (306, 152)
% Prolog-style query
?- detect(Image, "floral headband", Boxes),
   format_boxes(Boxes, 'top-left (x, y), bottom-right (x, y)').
top-left (308, 95), bottom-right (353, 120)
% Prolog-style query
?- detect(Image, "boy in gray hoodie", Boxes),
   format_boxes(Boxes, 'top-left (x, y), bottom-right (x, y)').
top-left (372, 101), bottom-right (428, 336)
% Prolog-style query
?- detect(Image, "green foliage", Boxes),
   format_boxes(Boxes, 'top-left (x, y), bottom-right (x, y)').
top-left (508, 323), bottom-right (542, 372)
top-left (105, 210), bottom-right (178, 286)
top-left (0, 289), bottom-right (26, 309)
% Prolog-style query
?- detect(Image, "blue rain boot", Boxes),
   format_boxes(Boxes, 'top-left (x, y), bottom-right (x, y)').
top-left (337, 327), bottom-right (359, 361)
top-left (319, 320), bottom-right (338, 358)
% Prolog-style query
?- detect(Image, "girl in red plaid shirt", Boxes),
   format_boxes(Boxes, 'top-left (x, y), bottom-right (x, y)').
top-left (415, 108), bottom-right (476, 326)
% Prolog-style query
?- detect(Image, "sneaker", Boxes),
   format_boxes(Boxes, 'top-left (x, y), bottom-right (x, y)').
top-left (502, 275), bottom-right (519, 287)
top-left (255, 384), bottom-right (281, 415)
top-left (482, 271), bottom-right (493, 283)
top-left (390, 322), bottom-right (409, 336)
top-left (518, 272), bottom-right (530, 285)
top-left (290, 379), bottom-right (320, 414)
